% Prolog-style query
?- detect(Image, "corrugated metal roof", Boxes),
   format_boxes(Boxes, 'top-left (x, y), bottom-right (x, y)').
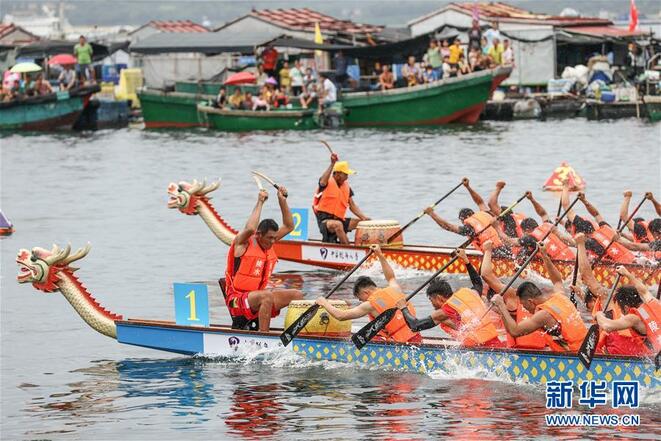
top-left (0, 23), bottom-right (39, 42)
top-left (251, 8), bottom-right (382, 34)
top-left (130, 29), bottom-right (281, 54)
top-left (148, 20), bottom-right (209, 33)
top-left (563, 25), bottom-right (646, 38)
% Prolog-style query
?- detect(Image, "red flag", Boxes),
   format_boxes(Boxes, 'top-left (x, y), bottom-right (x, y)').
top-left (472, 2), bottom-right (480, 22)
top-left (628, 0), bottom-right (638, 32)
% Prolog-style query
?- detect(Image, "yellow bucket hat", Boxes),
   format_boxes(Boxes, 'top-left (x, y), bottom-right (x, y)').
top-left (333, 161), bottom-right (356, 175)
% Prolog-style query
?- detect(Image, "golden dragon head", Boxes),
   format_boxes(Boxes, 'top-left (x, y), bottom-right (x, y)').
top-left (167, 179), bottom-right (221, 215)
top-left (17, 243), bottom-right (91, 292)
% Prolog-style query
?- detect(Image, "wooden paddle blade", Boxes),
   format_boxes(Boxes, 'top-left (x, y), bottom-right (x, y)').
top-left (578, 324), bottom-right (600, 369)
top-left (351, 308), bottom-right (397, 349)
top-left (280, 304), bottom-right (320, 346)
top-left (656, 350), bottom-right (660, 371)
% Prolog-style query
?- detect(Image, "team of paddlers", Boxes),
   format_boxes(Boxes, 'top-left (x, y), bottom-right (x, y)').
top-left (223, 152), bottom-right (660, 357)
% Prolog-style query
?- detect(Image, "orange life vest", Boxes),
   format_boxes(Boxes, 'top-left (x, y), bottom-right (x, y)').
top-left (463, 211), bottom-right (503, 250)
top-left (505, 304), bottom-right (547, 349)
top-left (225, 236), bottom-right (278, 294)
top-left (537, 292), bottom-right (588, 352)
top-left (631, 299), bottom-right (661, 352)
top-left (313, 177), bottom-right (351, 220)
top-left (499, 212), bottom-right (526, 238)
top-left (591, 297), bottom-right (650, 356)
top-left (368, 287), bottom-right (420, 343)
top-left (440, 288), bottom-right (501, 346)
top-left (530, 222), bottom-right (575, 261)
top-left (591, 225), bottom-right (636, 264)
top-left (633, 220), bottom-right (654, 243)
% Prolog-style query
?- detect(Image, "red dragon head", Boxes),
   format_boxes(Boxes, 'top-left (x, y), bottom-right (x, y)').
top-left (17, 243), bottom-right (90, 292)
top-left (167, 179), bottom-right (221, 215)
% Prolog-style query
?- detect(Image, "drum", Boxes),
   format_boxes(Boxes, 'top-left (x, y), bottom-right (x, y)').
top-left (354, 220), bottom-right (404, 248)
top-left (284, 300), bottom-right (352, 337)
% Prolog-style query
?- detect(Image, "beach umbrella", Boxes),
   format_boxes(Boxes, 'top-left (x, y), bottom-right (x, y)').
top-left (224, 71), bottom-right (256, 86)
top-left (543, 161), bottom-right (586, 192)
top-left (48, 54), bottom-right (77, 65)
top-left (10, 62), bottom-right (42, 73)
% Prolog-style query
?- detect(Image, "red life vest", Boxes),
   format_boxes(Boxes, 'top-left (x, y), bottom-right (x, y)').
top-left (530, 222), bottom-right (575, 261)
top-left (591, 225), bottom-right (636, 264)
top-left (631, 299), bottom-right (661, 352)
top-left (368, 287), bottom-right (420, 343)
top-left (313, 177), bottom-right (351, 220)
top-left (537, 292), bottom-right (588, 352)
top-left (463, 211), bottom-right (502, 250)
top-left (505, 304), bottom-right (547, 349)
top-left (440, 288), bottom-right (501, 347)
top-left (499, 212), bottom-right (526, 238)
top-left (225, 236), bottom-right (278, 295)
top-left (591, 298), bottom-right (650, 356)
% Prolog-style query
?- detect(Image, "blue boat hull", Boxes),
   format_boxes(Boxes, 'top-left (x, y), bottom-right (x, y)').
top-left (116, 320), bottom-right (660, 388)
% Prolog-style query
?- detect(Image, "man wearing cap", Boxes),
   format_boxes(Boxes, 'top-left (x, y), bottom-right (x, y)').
top-left (313, 153), bottom-right (370, 243)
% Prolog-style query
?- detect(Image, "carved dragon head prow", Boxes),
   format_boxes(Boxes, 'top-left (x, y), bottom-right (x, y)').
top-left (17, 243), bottom-right (122, 339)
top-left (167, 178), bottom-right (238, 245)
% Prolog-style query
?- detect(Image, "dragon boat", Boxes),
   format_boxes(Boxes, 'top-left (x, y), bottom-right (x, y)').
top-left (15, 243), bottom-right (660, 388)
top-left (167, 179), bottom-right (660, 288)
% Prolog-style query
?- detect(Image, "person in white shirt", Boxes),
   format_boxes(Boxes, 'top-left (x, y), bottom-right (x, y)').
top-left (290, 59), bottom-right (304, 96)
top-left (502, 39), bottom-right (514, 66)
top-left (319, 72), bottom-right (337, 111)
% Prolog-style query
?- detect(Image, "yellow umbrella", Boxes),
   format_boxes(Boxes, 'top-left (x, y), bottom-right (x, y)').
top-left (10, 62), bottom-right (42, 73)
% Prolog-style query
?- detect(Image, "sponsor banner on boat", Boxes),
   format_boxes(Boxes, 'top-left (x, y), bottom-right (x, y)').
top-left (301, 245), bottom-right (367, 265)
top-left (203, 332), bottom-right (282, 356)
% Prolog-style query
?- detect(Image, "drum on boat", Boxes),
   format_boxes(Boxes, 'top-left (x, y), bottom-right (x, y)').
top-left (284, 300), bottom-right (352, 336)
top-left (354, 220), bottom-right (404, 248)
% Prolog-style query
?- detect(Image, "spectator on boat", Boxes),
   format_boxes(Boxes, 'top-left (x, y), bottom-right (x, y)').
top-left (442, 55), bottom-right (455, 78)
top-left (74, 35), bottom-right (94, 83)
top-left (440, 39), bottom-right (451, 59)
top-left (318, 72), bottom-right (337, 111)
top-left (402, 55), bottom-right (422, 87)
top-left (426, 39), bottom-right (442, 79)
top-left (479, 240), bottom-right (547, 349)
top-left (34, 73), bottom-right (53, 96)
top-left (58, 65), bottom-right (77, 90)
top-left (502, 39), bottom-right (514, 66)
top-left (422, 64), bottom-right (438, 83)
top-left (469, 48), bottom-right (487, 72)
top-left (457, 51), bottom-right (471, 75)
top-left (241, 92), bottom-right (254, 110)
top-left (316, 244), bottom-right (421, 344)
top-left (279, 61), bottom-right (291, 94)
top-left (224, 187), bottom-right (303, 332)
top-left (378, 65), bottom-right (395, 91)
top-left (253, 87), bottom-right (271, 111)
top-left (272, 87), bottom-right (288, 108)
top-left (490, 242), bottom-right (589, 352)
top-left (214, 86), bottom-right (227, 108)
top-left (468, 19), bottom-right (483, 51)
top-left (481, 37), bottom-right (489, 56)
top-left (334, 50), bottom-right (349, 88)
top-left (263, 79), bottom-right (276, 102)
top-left (290, 59), bottom-right (304, 96)
top-left (313, 152), bottom-right (369, 244)
top-left (303, 67), bottom-right (316, 90)
top-left (299, 83), bottom-right (318, 109)
top-left (573, 235), bottom-right (653, 356)
top-left (260, 45), bottom-right (279, 81)
top-left (448, 39), bottom-right (464, 72)
top-left (593, 265), bottom-right (661, 354)
top-left (256, 64), bottom-right (268, 85)
top-left (424, 178), bottom-right (511, 257)
top-left (228, 87), bottom-right (244, 109)
top-left (488, 37), bottom-right (504, 66)
top-left (22, 74), bottom-right (36, 96)
top-left (398, 248), bottom-right (507, 348)
top-left (484, 22), bottom-right (501, 49)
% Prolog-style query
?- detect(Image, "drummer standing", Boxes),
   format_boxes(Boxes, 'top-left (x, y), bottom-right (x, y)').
top-left (313, 153), bottom-right (370, 243)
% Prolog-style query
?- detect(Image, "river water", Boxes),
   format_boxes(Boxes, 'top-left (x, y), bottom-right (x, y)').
top-left (1, 120), bottom-right (660, 440)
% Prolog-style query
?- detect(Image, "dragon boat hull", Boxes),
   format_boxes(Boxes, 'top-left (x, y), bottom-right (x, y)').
top-left (138, 89), bottom-right (210, 129)
top-left (269, 239), bottom-right (659, 288)
top-left (116, 319), bottom-right (659, 388)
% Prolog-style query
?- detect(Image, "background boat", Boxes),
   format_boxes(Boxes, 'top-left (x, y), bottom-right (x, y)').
top-left (198, 105), bottom-right (319, 131)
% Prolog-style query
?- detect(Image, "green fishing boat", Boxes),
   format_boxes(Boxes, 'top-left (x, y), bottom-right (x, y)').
top-left (341, 68), bottom-right (508, 127)
top-left (138, 89), bottom-right (211, 129)
top-left (0, 85), bottom-right (99, 130)
top-left (644, 96), bottom-right (661, 122)
top-left (197, 105), bottom-right (318, 131)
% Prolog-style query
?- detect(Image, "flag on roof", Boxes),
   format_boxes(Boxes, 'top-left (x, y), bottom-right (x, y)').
top-left (628, 0), bottom-right (638, 32)
top-left (543, 162), bottom-right (586, 192)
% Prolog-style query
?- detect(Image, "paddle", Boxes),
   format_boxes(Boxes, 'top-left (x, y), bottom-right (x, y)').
top-left (569, 253), bottom-right (580, 307)
top-left (578, 274), bottom-right (622, 369)
top-left (387, 180), bottom-right (464, 244)
top-left (251, 170), bottom-right (288, 198)
top-left (320, 140), bottom-right (335, 154)
top-left (590, 194), bottom-right (648, 267)
top-left (351, 192), bottom-right (533, 349)
top-left (280, 250), bottom-right (374, 346)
